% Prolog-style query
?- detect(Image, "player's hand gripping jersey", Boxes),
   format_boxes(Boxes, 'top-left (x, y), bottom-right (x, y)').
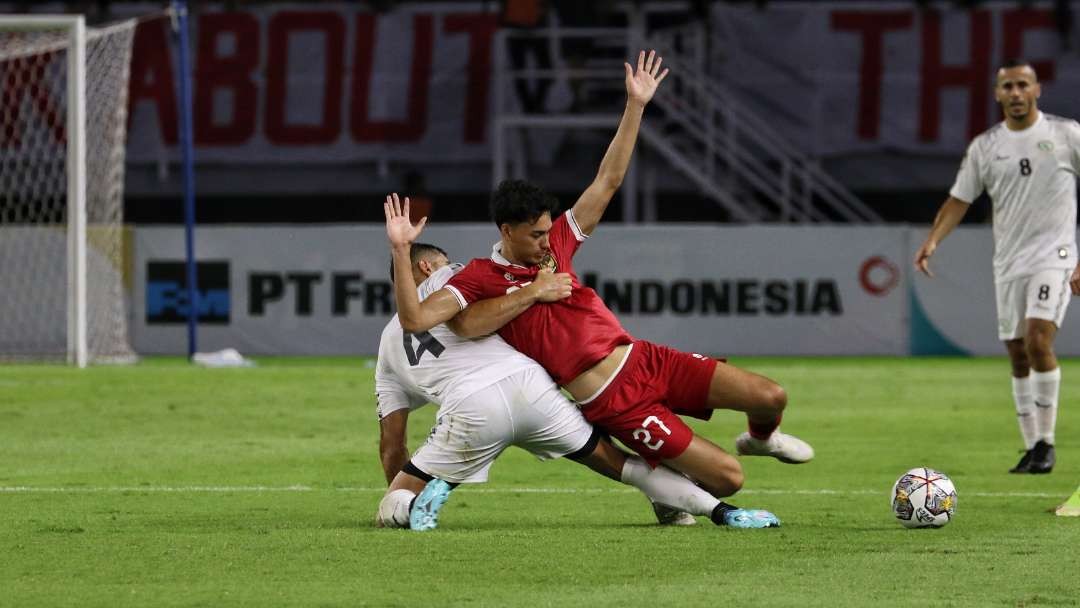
top-left (444, 211), bottom-right (633, 384)
top-left (950, 113), bottom-right (1080, 283)
top-left (374, 264), bottom-right (536, 419)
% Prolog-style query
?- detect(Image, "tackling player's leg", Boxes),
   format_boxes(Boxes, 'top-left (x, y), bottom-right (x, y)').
top-left (576, 433), bottom-right (779, 528)
top-left (661, 434), bottom-right (743, 497)
top-left (511, 366), bottom-right (706, 526)
top-left (660, 435), bottom-right (776, 527)
top-left (575, 391), bottom-right (781, 528)
top-left (573, 434), bottom-right (702, 526)
top-left (377, 462), bottom-right (458, 531)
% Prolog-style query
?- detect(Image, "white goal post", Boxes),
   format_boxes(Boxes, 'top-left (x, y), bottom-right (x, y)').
top-left (0, 15), bottom-right (137, 366)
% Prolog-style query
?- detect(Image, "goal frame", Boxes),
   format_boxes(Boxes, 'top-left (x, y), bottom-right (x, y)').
top-left (0, 15), bottom-right (88, 367)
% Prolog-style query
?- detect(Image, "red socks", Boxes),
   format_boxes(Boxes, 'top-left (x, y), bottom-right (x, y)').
top-left (748, 414), bottom-right (782, 440)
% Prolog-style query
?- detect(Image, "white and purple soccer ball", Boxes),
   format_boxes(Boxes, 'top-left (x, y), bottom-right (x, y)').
top-left (891, 467), bottom-right (957, 528)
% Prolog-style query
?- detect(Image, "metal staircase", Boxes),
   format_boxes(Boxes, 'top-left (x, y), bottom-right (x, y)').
top-left (492, 17), bottom-right (882, 223)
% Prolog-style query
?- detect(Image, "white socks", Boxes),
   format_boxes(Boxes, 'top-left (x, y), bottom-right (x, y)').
top-left (1012, 375), bottom-right (1038, 450)
top-left (377, 489), bottom-right (416, 528)
top-left (620, 455), bottom-right (719, 516)
top-left (1031, 367), bottom-right (1060, 446)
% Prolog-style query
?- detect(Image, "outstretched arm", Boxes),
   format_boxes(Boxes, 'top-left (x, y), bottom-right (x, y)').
top-left (572, 49), bottom-right (669, 236)
top-left (385, 193), bottom-right (460, 333)
top-left (914, 196), bottom-right (970, 277)
top-left (446, 270), bottom-right (572, 338)
top-left (385, 193), bottom-right (572, 334)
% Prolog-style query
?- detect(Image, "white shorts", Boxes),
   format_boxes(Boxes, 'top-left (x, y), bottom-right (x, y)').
top-left (995, 268), bottom-right (1073, 340)
top-left (409, 366), bottom-right (594, 484)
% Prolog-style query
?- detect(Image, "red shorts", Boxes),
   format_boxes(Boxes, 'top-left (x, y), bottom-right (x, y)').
top-left (579, 340), bottom-right (718, 466)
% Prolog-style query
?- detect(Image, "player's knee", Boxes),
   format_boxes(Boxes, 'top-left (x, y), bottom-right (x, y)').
top-left (761, 382), bottom-right (787, 414)
top-left (1005, 341), bottom-right (1029, 371)
top-left (1009, 347), bottom-right (1030, 367)
top-left (1024, 333), bottom-right (1054, 360)
top-left (724, 466), bottom-right (745, 495)
top-left (701, 459), bottom-right (744, 497)
top-left (1010, 360), bottom-right (1030, 377)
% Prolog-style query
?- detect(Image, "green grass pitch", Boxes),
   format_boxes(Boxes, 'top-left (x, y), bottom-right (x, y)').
top-left (2, 357), bottom-right (1078, 607)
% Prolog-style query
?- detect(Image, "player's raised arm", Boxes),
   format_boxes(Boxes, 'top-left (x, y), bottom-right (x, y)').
top-left (914, 196), bottom-right (970, 277)
top-left (385, 193), bottom-right (459, 333)
top-left (385, 193), bottom-right (571, 335)
top-left (571, 50), bottom-right (669, 236)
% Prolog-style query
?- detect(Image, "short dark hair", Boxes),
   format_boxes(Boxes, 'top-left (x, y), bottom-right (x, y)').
top-left (999, 58), bottom-right (1036, 76)
top-left (389, 242), bottom-right (448, 282)
top-left (490, 179), bottom-right (560, 227)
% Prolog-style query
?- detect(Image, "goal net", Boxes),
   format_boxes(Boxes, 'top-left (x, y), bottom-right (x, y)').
top-left (0, 16), bottom-right (137, 365)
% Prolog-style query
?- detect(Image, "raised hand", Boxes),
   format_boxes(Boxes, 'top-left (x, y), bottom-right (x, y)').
top-left (528, 269), bottom-right (573, 302)
top-left (625, 49), bottom-right (669, 106)
top-left (384, 192), bottom-right (427, 248)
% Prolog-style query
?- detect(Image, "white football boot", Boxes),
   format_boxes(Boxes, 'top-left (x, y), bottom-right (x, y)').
top-left (735, 430), bottom-right (814, 464)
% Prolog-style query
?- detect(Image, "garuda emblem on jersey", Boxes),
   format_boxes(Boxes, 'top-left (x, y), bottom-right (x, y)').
top-left (538, 253), bottom-right (558, 272)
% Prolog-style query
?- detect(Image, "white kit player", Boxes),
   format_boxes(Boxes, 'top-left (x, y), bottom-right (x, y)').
top-left (915, 59), bottom-right (1080, 474)
top-left (375, 243), bottom-right (764, 530)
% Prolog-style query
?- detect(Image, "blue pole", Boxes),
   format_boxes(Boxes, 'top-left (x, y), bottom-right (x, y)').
top-left (173, 0), bottom-right (198, 359)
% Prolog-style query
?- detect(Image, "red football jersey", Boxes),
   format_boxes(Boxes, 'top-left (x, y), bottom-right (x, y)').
top-left (445, 210), bottom-right (633, 384)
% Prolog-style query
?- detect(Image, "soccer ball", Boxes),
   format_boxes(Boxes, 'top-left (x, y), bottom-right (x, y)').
top-left (891, 467), bottom-right (957, 528)
top-left (377, 489), bottom-right (414, 529)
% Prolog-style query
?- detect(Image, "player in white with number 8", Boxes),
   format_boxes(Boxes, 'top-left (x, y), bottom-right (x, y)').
top-left (915, 59), bottom-right (1080, 475)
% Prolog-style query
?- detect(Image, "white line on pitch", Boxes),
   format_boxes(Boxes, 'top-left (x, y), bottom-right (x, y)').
top-left (0, 486), bottom-right (1063, 498)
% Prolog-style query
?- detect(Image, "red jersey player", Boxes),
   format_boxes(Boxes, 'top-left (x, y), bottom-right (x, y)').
top-left (386, 50), bottom-right (813, 518)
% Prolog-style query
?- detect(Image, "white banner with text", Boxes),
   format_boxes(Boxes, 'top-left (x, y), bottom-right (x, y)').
top-left (133, 224), bottom-right (912, 356)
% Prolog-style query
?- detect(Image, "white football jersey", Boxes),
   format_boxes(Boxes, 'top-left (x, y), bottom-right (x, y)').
top-left (950, 112), bottom-right (1080, 283)
top-left (374, 263), bottom-right (537, 419)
